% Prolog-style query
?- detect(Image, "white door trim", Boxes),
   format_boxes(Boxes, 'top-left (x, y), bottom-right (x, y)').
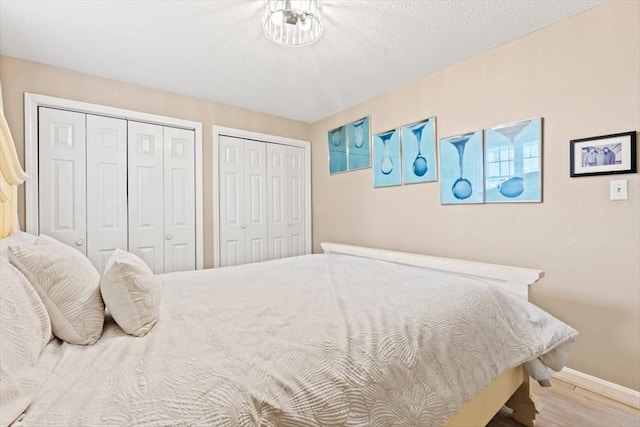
top-left (212, 125), bottom-right (312, 268)
top-left (24, 92), bottom-right (204, 270)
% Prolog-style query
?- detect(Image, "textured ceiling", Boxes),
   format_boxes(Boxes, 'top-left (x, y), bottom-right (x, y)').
top-left (0, 0), bottom-right (604, 123)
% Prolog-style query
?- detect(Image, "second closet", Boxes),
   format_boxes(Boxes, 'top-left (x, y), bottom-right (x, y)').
top-left (217, 134), bottom-right (308, 267)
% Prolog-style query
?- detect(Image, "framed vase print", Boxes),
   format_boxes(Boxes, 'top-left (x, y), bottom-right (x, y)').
top-left (401, 117), bottom-right (437, 185)
top-left (484, 117), bottom-right (542, 203)
top-left (440, 131), bottom-right (484, 204)
top-left (328, 125), bottom-right (347, 174)
top-left (347, 116), bottom-right (371, 171)
top-left (373, 128), bottom-right (401, 187)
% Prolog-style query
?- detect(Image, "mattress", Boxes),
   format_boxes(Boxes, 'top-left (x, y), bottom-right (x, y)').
top-left (13, 253), bottom-right (577, 426)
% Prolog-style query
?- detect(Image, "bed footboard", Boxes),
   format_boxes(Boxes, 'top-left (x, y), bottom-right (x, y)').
top-left (321, 242), bottom-right (543, 300)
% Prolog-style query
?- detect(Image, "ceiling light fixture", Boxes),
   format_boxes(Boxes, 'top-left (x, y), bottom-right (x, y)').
top-left (263, 0), bottom-right (323, 47)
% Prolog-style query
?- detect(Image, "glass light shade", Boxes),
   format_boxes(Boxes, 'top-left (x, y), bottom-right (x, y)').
top-left (263, 0), bottom-right (323, 47)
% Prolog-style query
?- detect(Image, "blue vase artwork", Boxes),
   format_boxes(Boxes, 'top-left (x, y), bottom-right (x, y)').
top-left (410, 121), bottom-right (429, 177)
top-left (348, 116), bottom-right (371, 171)
top-left (493, 120), bottom-right (530, 198)
top-left (352, 117), bottom-right (367, 148)
top-left (440, 131), bottom-right (484, 205)
top-left (328, 126), bottom-right (347, 175)
top-left (449, 133), bottom-right (474, 200)
top-left (484, 118), bottom-right (542, 203)
top-left (402, 117), bottom-right (437, 185)
top-left (374, 128), bottom-right (401, 187)
top-left (379, 131), bottom-right (395, 175)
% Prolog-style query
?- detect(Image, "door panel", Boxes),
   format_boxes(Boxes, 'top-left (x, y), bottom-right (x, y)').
top-left (163, 127), bottom-right (196, 273)
top-left (38, 107), bottom-right (87, 254)
top-left (266, 144), bottom-right (288, 259)
top-left (128, 121), bottom-right (164, 273)
top-left (218, 136), bottom-right (267, 267)
top-left (287, 146), bottom-right (306, 257)
top-left (86, 115), bottom-right (127, 273)
top-left (218, 136), bottom-right (246, 267)
top-left (243, 140), bottom-right (267, 263)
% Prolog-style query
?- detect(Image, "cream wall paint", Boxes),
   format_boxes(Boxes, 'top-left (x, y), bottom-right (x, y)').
top-left (0, 56), bottom-right (309, 269)
top-left (311, 1), bottom-right (639, 390)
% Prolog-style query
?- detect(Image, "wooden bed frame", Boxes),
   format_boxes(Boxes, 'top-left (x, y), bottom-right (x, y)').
top-left (322, 242), bottom-right (544, 426)
top-left (1, 86), bottom-right (542, 425)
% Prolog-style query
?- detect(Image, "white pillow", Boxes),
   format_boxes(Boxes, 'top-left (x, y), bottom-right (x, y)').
top-left (8, 235), bottom-right (104, 345)
top-left (100, 249), bottom-right (160, 337)
top-left (0, 258), bottom-right (52, 426)
top-left (0, 230), bottom-right (37, 259)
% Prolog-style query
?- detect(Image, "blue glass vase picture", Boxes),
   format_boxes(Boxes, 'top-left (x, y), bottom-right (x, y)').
top-left (440, 131), bottom-right (484, 205)
top-left (401, 117), bottom-right (437, 184)
top-left (348, 116), bottom-right (371, 171)
top-left (484, 117), bottom-right (542, 203)
top-left (373, 128), bottom-right (401, 187)
top-left (328, 126), bottom-right (347, 175)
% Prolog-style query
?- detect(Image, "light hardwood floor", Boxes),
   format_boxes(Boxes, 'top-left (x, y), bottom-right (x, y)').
top-left (487, 379), bottom-right (640, 427)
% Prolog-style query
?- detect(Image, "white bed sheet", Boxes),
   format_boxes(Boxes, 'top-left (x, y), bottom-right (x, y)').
top-left (14, 253), bottom-right (577, 426)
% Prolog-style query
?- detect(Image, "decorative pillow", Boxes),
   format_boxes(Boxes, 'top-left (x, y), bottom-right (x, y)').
top-left (0, 230), bottom-right (37, 259)
top-left (7, 234), bottom-right (104, 345)
top-left (100, 249), bottom-right (160, 337)
top-left (0, 258), bottom-right (52, 426)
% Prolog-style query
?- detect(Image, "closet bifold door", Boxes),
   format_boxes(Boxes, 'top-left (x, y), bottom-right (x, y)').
top-left (218, 136), bottom-right (267, 267)
top-left (163, 127), bottom-right (196, 272)
top-left (286, 145), bottom-right (306, 257)
top-left (38, 107), bottom-right (87, 254)
top-left (128, 121), bottom-right (164, 273)
top-left (266, 144), bottom-right (306, 259)
top-left (266, 143), bottom-right (287, 259)
top-left (243, 139), bottom-right (268, 264)
top-left (86, 115), bottom-right (127, 273)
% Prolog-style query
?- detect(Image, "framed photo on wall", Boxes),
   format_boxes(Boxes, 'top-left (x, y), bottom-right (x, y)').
top-left (373, 128), bottom-right (401, 187)
top-left (328, 126), bottom-right (347, 174)
top-left (347, 116), bottom-right (371, 170)
top-left (484, 117), bottom-right (542, 203)
top-left (439, 131), bottom-right (484, 204)
top-left (401, 117), bottom-right (437, 185)
top-left (570, 131), bottom-right (637, 177)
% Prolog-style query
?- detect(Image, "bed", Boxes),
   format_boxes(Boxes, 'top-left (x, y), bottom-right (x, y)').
top-left (0, 93), bottom-right (577, 426)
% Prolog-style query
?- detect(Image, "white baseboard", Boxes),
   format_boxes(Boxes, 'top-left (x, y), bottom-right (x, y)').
top-left (553, 367), bottom-right (640, 410)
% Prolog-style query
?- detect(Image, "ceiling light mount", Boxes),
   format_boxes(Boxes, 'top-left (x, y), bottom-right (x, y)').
top-left (263, 0), bottom-right (323, 47)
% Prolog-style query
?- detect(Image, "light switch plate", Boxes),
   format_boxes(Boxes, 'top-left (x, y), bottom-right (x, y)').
top-left (610, 179), bottom-right (628, 200)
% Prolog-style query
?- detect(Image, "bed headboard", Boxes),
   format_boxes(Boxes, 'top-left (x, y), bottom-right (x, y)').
top-left (321, 242), bottom-right (544, 300)
top-left (0, 82), bottom-right (27, 238)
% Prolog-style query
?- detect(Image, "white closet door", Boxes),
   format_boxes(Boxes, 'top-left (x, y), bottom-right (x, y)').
top-left (218, 136), bottom-right (246, 267)
top-left (266, 143), bottom-right (288, 260)
top-left (287, 146), bottom-right (306, 257)
top-left (128, 121), bottom-right (164, 273)
top-left (163, 127), bottom-right (196, 273)
top-left (243, 140), bottom-right (268, 264)
top-left (86, 115), bottom-right (127, 273)
top-left (218, 136), bottom-right (268, 267)
top-left (38, 108), bottom-right (87, 254)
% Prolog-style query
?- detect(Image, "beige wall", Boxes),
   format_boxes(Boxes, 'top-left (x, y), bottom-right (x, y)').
top-left (311, 1), bottom-right (640, 390)
top-left (0, 56), bottom-right (310, 268)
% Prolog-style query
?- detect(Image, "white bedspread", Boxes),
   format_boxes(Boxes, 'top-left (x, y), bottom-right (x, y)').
top-left (15, 253), bottom-right (577, 426)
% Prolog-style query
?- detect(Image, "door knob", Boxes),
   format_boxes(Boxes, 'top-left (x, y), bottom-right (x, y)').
top-left (240, 224), bottom-right (247, 229)
top-left (75, 239), bottom-right (85, 246)
top-left (165, 234), bottom-right (173, 240)
top-left (288, 222), bottom-right (293, 227)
